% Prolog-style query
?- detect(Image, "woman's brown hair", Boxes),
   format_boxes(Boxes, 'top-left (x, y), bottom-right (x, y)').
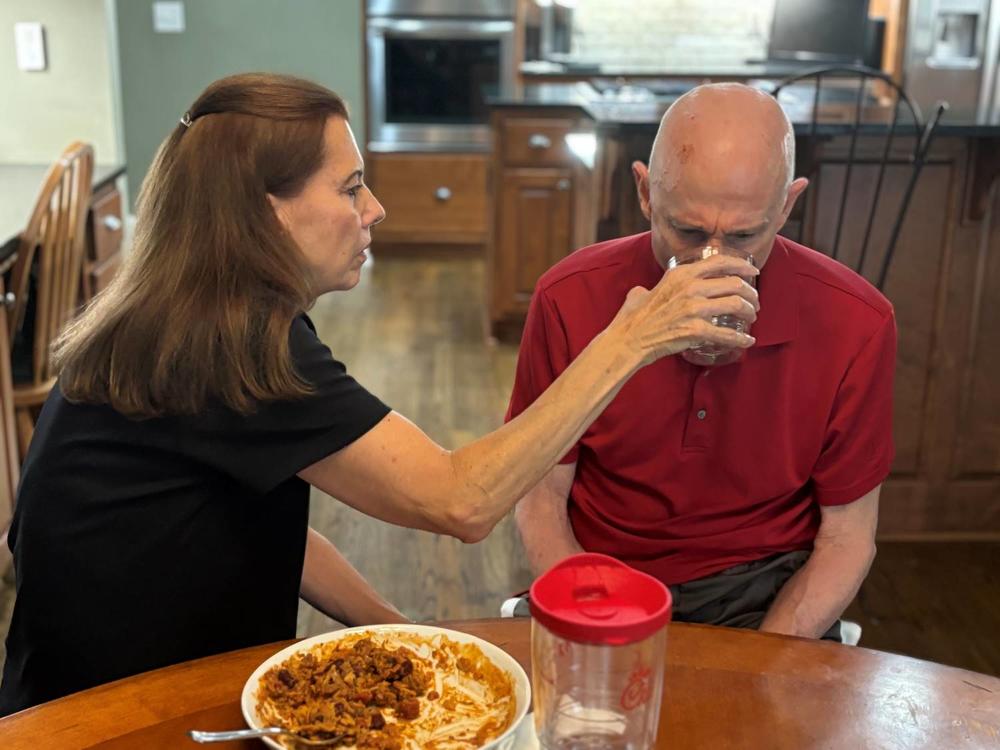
top-left (54, 73), bottom-right (348, 417)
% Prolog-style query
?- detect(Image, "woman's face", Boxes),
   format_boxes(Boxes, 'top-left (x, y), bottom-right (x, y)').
top-left (269, 117), bottom-right (385, 294)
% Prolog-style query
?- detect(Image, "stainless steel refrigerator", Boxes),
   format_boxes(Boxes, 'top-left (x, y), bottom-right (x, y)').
top-left (904, 0), bottom-right (1000, 122)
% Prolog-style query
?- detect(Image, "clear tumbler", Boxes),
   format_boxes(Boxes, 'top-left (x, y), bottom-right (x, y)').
top-left (667, 245), bottom-right (757, 366)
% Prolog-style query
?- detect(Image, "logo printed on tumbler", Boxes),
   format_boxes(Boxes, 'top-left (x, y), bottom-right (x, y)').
top-left (538, 640), bottom-right (571, 686)
top-left (620, 661), bottom-right (653, 711)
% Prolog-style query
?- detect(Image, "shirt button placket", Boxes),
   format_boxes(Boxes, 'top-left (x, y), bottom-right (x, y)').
top-left (683, 369), bottom-right (712, 449)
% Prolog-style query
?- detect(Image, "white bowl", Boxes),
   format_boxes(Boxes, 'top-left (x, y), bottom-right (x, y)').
top-left (241, 624), bottom-right (532, 750)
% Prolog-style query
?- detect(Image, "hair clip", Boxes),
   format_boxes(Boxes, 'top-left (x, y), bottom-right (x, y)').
top-left (179, 112), bottom-right (193, 128)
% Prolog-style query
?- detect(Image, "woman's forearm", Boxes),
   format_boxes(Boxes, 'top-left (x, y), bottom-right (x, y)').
top-left (450, 330), bottom-right (641, 538)
top-left (301, 332), bottom-right (641, 544)
top-left (300, 527), bottom-right (410, 626)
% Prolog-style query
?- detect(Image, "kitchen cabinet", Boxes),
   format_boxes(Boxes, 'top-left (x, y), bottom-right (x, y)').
top-left (488, 107), bottom-right (596, 338)
top-left (83, 180), bottom-right (125, 299)
top-left (368, 152), bottom-right (490, 247)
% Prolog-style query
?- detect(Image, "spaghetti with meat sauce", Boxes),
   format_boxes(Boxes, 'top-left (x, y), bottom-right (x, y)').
top-left (256, 632), bottom-right (516, 749)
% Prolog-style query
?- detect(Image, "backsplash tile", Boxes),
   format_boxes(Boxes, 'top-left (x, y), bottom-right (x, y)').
top-left (569, 0), bottom-right (777, 67)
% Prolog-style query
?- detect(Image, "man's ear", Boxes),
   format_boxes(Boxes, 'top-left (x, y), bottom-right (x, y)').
top-left (780, 177), bottom-right (809, 223)
top-left (631, 160), bottom-right (652, 221)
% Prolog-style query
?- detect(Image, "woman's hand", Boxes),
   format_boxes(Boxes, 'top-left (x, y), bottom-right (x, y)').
top-left (609, 254), bottom-right (759, 365)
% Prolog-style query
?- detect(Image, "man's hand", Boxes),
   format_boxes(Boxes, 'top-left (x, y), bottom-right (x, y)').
top-left (760, 486), bottom-right (880, 639)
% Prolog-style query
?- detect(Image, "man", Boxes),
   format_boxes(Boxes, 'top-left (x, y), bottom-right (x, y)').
top-left (506, 84), bottom-right (895, 641)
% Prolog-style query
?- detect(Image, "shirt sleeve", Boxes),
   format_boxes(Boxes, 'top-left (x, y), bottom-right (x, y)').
top-left (505, 287), bottom-right (578, 464)
top-left (811, 310), bottom-right (897, 506)
top-left (183, 316), bottom-right (391, 494)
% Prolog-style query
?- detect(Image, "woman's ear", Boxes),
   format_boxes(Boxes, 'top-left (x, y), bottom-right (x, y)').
top-left (267, 193), bottom-right (292, 233)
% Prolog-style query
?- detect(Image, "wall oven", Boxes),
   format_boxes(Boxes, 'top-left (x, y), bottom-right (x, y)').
top-left (366, 0), bottom-right (516, 151)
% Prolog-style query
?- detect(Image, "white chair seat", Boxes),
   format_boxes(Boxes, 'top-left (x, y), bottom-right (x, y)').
top-left (840, 619), bottom-right (862, 646)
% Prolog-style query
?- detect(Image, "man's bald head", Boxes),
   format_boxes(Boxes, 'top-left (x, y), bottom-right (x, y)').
top-left (631, 82), bottom-right (808, 271)
top-left (649, 83), bottom-right (795, 205)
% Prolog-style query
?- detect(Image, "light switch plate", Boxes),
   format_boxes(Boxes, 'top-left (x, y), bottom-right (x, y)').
top-left (152, 1), bottom-right (185, 33)
top-left (14, 22), bottom-right (46, 72)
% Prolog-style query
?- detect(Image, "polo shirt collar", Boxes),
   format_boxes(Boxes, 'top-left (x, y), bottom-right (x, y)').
top-left (752, 237), bottom-right (798, 346)
top-left (632, 232), bottom-right (798, 347)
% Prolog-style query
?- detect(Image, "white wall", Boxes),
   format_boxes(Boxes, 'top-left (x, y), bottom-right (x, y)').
top-left (0, 0), bottom-right (120, 165)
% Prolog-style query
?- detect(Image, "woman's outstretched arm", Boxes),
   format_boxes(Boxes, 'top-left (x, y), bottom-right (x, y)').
top-left (300, 254), bottom-right (758, 542)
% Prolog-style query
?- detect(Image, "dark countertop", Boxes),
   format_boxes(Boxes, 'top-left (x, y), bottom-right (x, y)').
top-left (519, 60), bottom-right (835, 80)
top-left (490, 83), bottom-right (1000, 137)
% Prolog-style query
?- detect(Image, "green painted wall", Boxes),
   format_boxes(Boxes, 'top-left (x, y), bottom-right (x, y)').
top-left (115, 0), bottom-right (365, 210)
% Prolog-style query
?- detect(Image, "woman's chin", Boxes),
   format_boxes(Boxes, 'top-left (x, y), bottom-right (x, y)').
top-left (332, 268), bottom-right (363, 292)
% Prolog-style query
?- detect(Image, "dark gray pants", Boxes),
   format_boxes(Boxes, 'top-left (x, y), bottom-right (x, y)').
top-left (669, 550), bottom-right (842, 642)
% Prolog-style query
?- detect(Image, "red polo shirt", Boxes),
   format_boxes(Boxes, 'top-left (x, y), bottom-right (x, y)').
top-left (506, 232), bottom-right (896, 585)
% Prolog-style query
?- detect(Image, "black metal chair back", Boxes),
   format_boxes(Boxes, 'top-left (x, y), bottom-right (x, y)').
top-left (771, 65), bottom-right (947, 290)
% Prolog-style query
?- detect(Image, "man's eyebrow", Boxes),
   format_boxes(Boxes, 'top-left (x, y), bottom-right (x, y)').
top-left (667, 218), bottom-right (769, 234)
top-left (340, 169), bottom-right (363, 187)
top-left (668, 217), bottom-right (706, 232)
top-left (726, 222), bottom-right (770, 235)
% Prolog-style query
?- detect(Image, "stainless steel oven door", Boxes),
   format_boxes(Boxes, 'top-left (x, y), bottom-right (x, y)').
top-left (367, 17), bottom-right (515, 150)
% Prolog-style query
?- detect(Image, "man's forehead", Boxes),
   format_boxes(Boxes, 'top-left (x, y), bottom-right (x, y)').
top-left (654, 191), bottom-right (772, 230)
top-left (653, 180), bottom-right (780, 220)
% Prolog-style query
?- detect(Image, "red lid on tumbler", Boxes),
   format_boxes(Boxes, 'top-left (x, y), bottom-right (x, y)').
top-left (529, 553), bottom-right (672, 646)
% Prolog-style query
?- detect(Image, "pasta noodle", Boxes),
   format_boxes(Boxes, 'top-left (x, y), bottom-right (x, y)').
top-left (255, 631), bottom-right (516, 749)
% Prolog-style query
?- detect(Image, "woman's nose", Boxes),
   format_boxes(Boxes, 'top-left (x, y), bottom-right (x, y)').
top-left (366, 191), bottom-right (386, 228)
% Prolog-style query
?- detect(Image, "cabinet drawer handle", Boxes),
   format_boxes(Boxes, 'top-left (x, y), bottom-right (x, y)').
top-left (101, 215), bottom-right (123, 231)
top-left (3, 291), bottom-right (14, 310)
top-left (435, 186), bottom-right (453, 202)
top-left (528, 133), bottom-right (552, 149)
top-left (556, 178), bottom-right (571, 191)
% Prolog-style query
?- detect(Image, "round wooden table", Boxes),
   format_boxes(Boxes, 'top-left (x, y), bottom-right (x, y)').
top-left (2, 618), bottom-right (998, 749)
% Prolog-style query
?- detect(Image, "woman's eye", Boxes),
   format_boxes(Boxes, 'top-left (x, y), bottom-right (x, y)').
top-left (346, 184), bottom-right (363, 199)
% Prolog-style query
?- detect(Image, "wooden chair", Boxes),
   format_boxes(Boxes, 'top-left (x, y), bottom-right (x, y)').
top-left (770, 65), bottom-right (948, 291)
top-left (5, 142), bottom-right (94, 462)
top-left (0, 276), bottom-right (19, 577)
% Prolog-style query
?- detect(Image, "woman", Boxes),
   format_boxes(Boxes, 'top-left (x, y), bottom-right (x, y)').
top-left (0, 74), bottom-right (757, 714)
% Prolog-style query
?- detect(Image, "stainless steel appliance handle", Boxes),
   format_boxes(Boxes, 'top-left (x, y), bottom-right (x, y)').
top-left (366, 17), bottom-right (514, 37)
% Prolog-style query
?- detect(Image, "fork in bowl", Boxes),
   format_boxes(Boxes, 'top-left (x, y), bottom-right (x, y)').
top-left (189, 727), bottom-right (346, 746)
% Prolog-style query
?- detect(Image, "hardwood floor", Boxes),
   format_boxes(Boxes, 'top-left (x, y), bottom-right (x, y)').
top-left (0, 252), bottom-right (998, 680)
